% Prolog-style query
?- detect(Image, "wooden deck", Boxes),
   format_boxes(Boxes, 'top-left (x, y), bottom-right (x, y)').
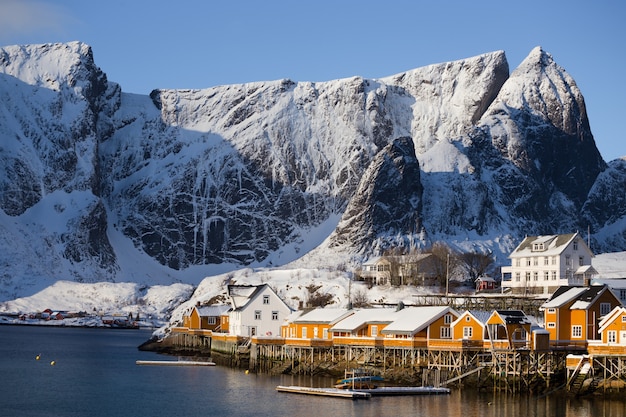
top-left (276, 385), bottom-right (371, 399)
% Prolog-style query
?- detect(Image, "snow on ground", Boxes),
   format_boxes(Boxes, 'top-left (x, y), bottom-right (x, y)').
top-left (1, 251), bottom-right (624, 336)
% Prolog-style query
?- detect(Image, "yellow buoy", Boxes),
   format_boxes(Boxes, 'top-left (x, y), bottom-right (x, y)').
top-left (35, 355), bottom-right (40, 360)
top-left (50, 361), bottom-right (56, 366)
top-left (245, 370), bottom-right (249, 374)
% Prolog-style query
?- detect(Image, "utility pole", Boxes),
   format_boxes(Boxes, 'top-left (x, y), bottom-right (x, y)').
top-left (446, 254), bottom-right (450, 298)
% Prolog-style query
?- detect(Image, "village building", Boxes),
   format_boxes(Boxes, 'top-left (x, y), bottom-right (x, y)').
top-left (380, 305), bottom-right (460, 349)
top-left (356, 254), bottom-right (438, 286)
top-left (227, 284), bottom-right (292, 338)
top-left (183, 304), bottom-right (231, 332)
top-left (475, 277), bottom-right (496, 292)
top-left (500, 232), bottom-right (597, 294)
top-left (540, 285), bottom-right (622, 349)
top-left (282, 308), bottom-right (354, 340)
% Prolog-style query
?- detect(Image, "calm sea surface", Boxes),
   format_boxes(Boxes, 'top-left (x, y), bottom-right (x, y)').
top-left (1, 325), bottom-right (625, 417)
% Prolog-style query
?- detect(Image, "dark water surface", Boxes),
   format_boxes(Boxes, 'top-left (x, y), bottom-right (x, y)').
top-left (1, 325), bottom-right (625, 416)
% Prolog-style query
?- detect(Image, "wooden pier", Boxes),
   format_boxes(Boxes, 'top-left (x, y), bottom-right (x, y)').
top-left (276, 385), bottom-right (371, 399)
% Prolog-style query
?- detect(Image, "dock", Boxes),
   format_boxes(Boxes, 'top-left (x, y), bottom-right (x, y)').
top-left (355, 386), bottom-right (450, 396)
top-left (275, 385), bottom-right (371, 399)
top-left (135, 360), bottom-right (216, 366)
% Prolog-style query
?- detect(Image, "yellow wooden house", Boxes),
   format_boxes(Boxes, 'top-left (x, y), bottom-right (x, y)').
top-left (183, 304), bottom-right (231, 331)
top-left (450, 310), bottom-right (490, 350)
top-left (541, 285), bottom-right (622, 349)
top-left (587, 306), bottom-right (626, 355)
top-left (381, 306), bottom-right (460, 349)
top-left (281, 308), bottom-right (354, 346)
top-left (485, 310), bottom-right (533, 350)
top-left (330, 308), bottom-right (398, 346)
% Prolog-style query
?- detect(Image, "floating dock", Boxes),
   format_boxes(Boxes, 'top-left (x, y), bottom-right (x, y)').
top-left (135, 360), bottom-right (216, 366)
top-left (356, 386), bottom-right (450, 396)
top-left (276, 385), bottom-right (371, 399)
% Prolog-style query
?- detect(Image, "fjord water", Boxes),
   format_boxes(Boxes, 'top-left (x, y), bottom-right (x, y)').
top-left (0, 325), bottom-right (623, 417)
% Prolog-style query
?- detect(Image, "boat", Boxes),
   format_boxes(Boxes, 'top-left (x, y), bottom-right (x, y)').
top-left (334, 368), bottom-right (451, 396)
top-left (335, 369), bottom-right (383, 389)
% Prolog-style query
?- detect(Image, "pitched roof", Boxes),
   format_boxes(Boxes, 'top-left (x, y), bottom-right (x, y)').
top-left (541, 287), bottom-right (588, 309)
top-left (509, 233), bottom-right (578, 258)
top-left (227, 284), bottom-right (290, 312)
top-left (293, 308), bottom-right (354, 324)
top-left (381, 306), bottom-right (454, 335)
top-left (195, 305), bottom-right (230, 317)
top-left (330, 308), bottom-right (396, 332)
top-left (541, 285), bottom-right (612, 310)
top-left (493, 310), bottom-right (531, 325)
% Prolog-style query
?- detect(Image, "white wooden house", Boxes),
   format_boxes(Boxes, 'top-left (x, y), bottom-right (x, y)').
top-left (500, 232), bottom-right (596, 294)
top-left (227, 284), bottom-right (292, 337)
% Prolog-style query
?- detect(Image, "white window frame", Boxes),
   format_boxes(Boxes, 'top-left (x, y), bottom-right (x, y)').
top-left (440, 326), bottom-right (451, 339)
top-left (572, 325), bottom-right (583, 338)
top-left (263, 295), bottom-right (270, 304)
top-left (463, 326), bottom-right (473, 338)
top-left (608, 330), bottom-right (617, 344)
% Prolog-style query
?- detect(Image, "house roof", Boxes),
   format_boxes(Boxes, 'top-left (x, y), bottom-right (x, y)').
top-left (541, 285), bottom-right (610, 310)
top-left (381, 306), bottom-right (455, 336)
top-left (330, 308), bottom-right (396, 332)
top-left (227, 284), bottom-right (291, 312)
top-left (597, 306), bottom-right (625, 331)
top-left (541, 287), bottom-right (588, 309)
top-left (509, 233), bottom-right (579, 258)
top-left (491, 310), bottom-right (531, 325)
top-left (195, 305), bottom-right (230, 317)
top-left (293, 308), bottom-right (354, 325)
top-left (452, 310), bottom-right (491, 326)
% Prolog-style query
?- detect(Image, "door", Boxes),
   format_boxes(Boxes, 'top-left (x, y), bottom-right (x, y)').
top-left (620, 330), bottom-right (626, 345)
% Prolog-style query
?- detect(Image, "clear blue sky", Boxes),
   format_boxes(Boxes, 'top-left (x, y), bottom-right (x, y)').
top-left (1, 0), bottom-right (624, 161)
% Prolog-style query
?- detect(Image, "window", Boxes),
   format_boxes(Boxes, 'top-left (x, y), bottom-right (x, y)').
top-left (301, 327), bottom-right (307, 338)
top-left (544, 271), bottom-right (549, 281)
top-left (463, 327), bottom-right (473, 338)
top-left (622, 315), bottom-right (626, 323)
top-left (573, 241), bottom-right (578, 250)
top-left (544, 257), bottom-right (549, 266)
top-left (525, 272), bottom-right (531, 282)
top-left (440, 327), bottom-right (451, 339)
top-left (444, 314), bottom-right (452, 324)
top-left (620, 290), bottom-right (626, 302)
top-left (552, 271), bottom-right (557, 281)
top-left (526, 258), bottom-right (531, 267)
top-left (313, 327), bottom-right (319, 338)
top-left (254, 310), bottom-right (261, 320)
top-left (533, 258), bottom-right (538, 266)
top-left (566, 255), bottom-right (571, 266)
top-left (371, 325), bottom-right (378, 337)
top-left (552, 256), bottom-right (556, 265)
top-left (465, 316), bottom-right (471, 322)
top-left (515, 259), bottom-right (520, 267)
top-left (547, 308), bottom-right (556, 313)
top-left (579, 256), bottom-right (584, 266)
top-left (263, 295), bottom-right (270, 304)
top-left (600, 303), bottom-right (611, 316)
top-left (572, 325), bottom-right (583, 338)
top-left (608, 330), bottom-right (617, 344)
top-left (547, 322), bottom-right (556, 328)
top-left (533, 272), bottom-right (538, 281)
top-left (515, 273), bottom-right (521, 282)
top-left (207, 317), bottom-right (216, 325)
top-left (272, 311), bottom-right (278, 320)
top-left (323, 328), bottom-right (329, 339)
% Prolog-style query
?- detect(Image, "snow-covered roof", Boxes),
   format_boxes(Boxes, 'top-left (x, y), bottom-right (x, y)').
top-left (381, 306), bottom-right (453, 335)
top-left (541, 287), bottom-right (588, 309)
top-left (330, 308), bottom-right (396, 332)
top-left (294, 308), bottom-right (354, 324)
top-left (509, 233), bottom-right (579, 258)
top-left (195, 305), bottom-right (230, 317)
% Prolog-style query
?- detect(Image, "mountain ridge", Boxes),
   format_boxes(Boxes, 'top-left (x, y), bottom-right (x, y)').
top-left (0, 41), bottom-right (624, 301)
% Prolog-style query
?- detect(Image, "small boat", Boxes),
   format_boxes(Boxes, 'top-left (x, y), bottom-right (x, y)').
top-left (335, 369), bottom-right (383, 389)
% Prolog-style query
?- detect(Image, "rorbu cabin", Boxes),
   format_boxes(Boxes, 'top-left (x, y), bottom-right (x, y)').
top-left (541, 285), bottom-right (622, 350)
top-left (282, 308), bottom-right (354, 346)
top-left (588, 306), bottom-right (626, 355)
top-left (485, 310), bottom-right (533, 350)
top-left (450, 310), bottom-right (490, 350)
top-left (330, 308), bottom-right (397, 346)
top-left (380, 306), bottom-right (459, 349)
top-left (184, 305), bottom-right (231, 332)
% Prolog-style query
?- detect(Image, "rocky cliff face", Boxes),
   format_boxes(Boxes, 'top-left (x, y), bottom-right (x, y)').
top-left (0, 41), bottom-right (624, 299)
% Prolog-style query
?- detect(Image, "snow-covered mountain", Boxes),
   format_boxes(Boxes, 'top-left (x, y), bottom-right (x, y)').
top-left (1, 41), bottom-right (624, 302)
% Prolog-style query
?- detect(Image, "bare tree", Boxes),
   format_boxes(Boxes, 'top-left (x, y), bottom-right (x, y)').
top-left (429, 242), bottom-right (459, 287)
top-left (458, 251), bottom-right (494, 281)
